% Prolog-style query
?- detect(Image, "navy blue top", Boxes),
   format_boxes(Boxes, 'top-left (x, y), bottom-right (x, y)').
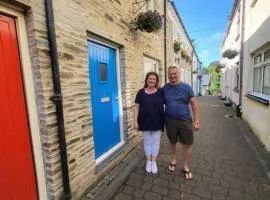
top-left (135, 88), bottom-right (165, 131)
top-left (163, 82), bottom-right (194, 120)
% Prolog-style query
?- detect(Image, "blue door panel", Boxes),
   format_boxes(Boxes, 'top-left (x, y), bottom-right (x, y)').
top-left (88, 41), bottom-right (120, 158)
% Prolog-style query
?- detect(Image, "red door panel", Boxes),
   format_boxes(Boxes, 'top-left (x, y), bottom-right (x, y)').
top-left (0, 14), bottom-right (37, 200)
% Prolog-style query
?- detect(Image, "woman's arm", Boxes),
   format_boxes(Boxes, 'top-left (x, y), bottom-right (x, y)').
top-left (134, 103), bottom-right (140, 130)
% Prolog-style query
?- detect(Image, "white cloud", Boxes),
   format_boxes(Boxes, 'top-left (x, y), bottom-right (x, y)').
top-left (210, 32), bottom-right (224, 40)
top-left (199, 50), bottom-right (209, 58)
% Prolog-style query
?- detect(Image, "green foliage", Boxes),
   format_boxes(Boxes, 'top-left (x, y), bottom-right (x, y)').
top-left (134, 11), bottom-right (162, 33)
top-left (207, 61), bottom-right (221, 95)
top-left (173, 41), bottom-right (181, 52)
top-left (181, 50), bottom-right (187, 58)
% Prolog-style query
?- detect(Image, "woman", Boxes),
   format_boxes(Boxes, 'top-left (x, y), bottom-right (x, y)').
top-left (134, 72), bottom-right (164, 174)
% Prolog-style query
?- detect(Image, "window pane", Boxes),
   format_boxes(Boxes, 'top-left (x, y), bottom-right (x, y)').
top-left (254, 54), bottom-right (262, 65)
top-left (264, 50), bottom-right (270, 62)
top-left (263, 65), bottom-right (270, 95)
top-left (253, 67), bottom-right (262, 92)
top-left (99, 63), bottom-right (107, 81)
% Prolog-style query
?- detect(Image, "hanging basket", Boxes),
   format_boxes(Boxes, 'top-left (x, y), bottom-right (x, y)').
top-left (173, 41), bottom-right (181, 53)
top-left (133, 11), bottom-right (162, 33)
top-left (222, 49), bottom-right (239, 59)
top-left (181, 50), bottom-right (187, 59)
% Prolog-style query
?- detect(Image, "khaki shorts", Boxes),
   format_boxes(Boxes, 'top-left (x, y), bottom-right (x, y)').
top-left (165, 118), bottom-right (193, 145)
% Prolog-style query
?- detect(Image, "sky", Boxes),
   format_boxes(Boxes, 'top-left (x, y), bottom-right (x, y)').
top-left (174, 0), bottom-right (234, 68)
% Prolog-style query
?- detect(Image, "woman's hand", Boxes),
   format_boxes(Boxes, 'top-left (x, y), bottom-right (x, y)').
top-left (135, 122), bottom-right (139, 131)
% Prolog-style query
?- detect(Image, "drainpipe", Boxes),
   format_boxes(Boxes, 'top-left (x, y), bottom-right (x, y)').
top-left (164, 0), bottom-right (167, 83)
top-left (238, 0), bottom-right (245, 118)
top-left (44, 0), bottom-right (71, 199)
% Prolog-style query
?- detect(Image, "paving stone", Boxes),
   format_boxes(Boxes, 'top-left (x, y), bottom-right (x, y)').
top-left (153, 178), bottom-right (169, 187)
top-left (143, 191), bottom-right (162, 200)
top-left (86, 97), bottom-right (270, 200)
top-left (152, 185), bottom-right (168, 196)
top-left (193, 188), bottom-right (211, 199)
top-left (196, 180), bottom-right (209, 190)
top-left (180, 184), bottom-right (193, 194)
top-left (144, 176), bottom-right (154, 183)
top-left (134, 188), bottom-right (146, 198)
top-left (122, 185), bottom-right (134, 194)
top-left (141, 182), bottom-right (152, 191)
top-left (126, 178), bottom-right (143, 188)
top-left (212, 192), bottom-right (226, 200)
top-left (113, 193), bottom-right (132, 200)
top-left (167, 189), bottom-right (181, 199)
top-left (228, 190), bottom-right (244, 200)
top-left (168, 182), bottom-right (180, 190)
top-left (181, 193), bottom-right (200, 200)
top-left (209, 184), bottom-right (228, 195)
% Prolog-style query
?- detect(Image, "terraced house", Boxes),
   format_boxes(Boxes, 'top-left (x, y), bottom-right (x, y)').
top-left (221, 0), bottom-right (270, 151)
top-left (166, 1), bottom-right (199, 89)
top-left (0, 0), bottom-right (198, 199)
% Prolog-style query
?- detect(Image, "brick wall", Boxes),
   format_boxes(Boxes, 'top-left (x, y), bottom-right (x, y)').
top-left (9, 0), bottom-right (165, 199)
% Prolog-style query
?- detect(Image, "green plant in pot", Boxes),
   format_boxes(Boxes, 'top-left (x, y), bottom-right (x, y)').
top-left (134, 11), bottom-right (162, 33)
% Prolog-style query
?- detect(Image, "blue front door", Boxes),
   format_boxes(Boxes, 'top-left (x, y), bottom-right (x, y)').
top-left (88, 41), bottom-right (121, 158)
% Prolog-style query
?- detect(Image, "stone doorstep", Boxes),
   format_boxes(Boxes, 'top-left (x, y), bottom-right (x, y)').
top-left (83, 144), bottom-right (144, 200)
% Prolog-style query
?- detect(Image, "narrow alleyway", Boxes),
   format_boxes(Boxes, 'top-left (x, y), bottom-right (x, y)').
top-left (85, 96), bottom-right (270, 200)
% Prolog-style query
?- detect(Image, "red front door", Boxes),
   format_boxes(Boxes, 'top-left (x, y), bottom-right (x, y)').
top-left (0, 14), bottom-right (37, 199)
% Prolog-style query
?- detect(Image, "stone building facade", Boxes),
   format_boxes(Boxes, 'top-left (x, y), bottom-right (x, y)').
top-left (0, 0), bottom-right (165, 199)
top-left (167, 1), bottom-right (195, 86)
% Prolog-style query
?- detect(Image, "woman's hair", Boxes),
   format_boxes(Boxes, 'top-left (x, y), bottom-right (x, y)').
top-left (144, 71), bottom-right (159, 88)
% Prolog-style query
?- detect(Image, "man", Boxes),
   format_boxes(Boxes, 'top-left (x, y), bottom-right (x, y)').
top-left (163, 66), bottom-right (200, 180)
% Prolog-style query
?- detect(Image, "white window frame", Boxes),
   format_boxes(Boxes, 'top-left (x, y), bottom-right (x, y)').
top-left (252, 48), bottom-right (270, 98)
top-left (143, 56), bottom-right (159, 79)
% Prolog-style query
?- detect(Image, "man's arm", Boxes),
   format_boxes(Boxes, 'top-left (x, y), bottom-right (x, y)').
top-left (190, 97), bottom-right (200, 129)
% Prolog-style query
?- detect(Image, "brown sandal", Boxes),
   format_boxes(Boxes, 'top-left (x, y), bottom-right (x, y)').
top-left (168, 163), bottom-right (176, 172)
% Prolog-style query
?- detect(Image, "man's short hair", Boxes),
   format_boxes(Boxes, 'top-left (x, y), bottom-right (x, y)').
top-left (168, 65), bottom-right (179, 71)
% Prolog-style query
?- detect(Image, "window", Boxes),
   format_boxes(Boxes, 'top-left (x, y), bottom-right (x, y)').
top-left (99, 63), bottom-right (108, 81)
top-left (180, 68), bottom-right (184, 82)
top-left (173, 24), bottom-right (180, 42)
top-left (148, 0), bottom-right (155, 11)
top-left (143, 56), bottom-right (159, 79)
top-left (252, 49), bottom-right (270, 95)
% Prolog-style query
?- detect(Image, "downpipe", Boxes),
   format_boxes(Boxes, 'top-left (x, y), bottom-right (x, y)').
top-left (44, 0), bottom-right (71, 199)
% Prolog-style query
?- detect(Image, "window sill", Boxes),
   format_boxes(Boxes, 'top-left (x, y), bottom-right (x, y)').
top-left (245, 92), bottom-right (269, 105)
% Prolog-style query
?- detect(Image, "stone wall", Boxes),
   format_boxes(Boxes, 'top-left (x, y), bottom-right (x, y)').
top-left (7, 0), bottom-right (165, 199)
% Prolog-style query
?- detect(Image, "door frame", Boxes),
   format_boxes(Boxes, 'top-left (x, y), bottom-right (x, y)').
top-left (88, 37), bottom-right (124, 164)
top-left (0, 3), bottom-right (48, 200)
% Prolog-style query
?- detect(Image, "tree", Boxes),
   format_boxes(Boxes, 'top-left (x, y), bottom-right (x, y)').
top-left (207, 61), bottom-right (221, 95)
top-left (201, 67), bottom-right (208, 75)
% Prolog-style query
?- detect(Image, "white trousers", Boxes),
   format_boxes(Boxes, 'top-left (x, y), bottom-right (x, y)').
top-left (143, 130), bottom-right (162, 158)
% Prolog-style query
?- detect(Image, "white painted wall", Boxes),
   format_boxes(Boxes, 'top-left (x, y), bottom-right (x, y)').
top-left (242, 0), bottom-right (270, 151)
top-left (221, 0), bottom-right (242, 105)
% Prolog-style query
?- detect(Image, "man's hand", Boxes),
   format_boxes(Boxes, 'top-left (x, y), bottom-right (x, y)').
top-left (190, 97), bottom-right (200, 130)
top-left (193, 120), bottom-right (200, 130)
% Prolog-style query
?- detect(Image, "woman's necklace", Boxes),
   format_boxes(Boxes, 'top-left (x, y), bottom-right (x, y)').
top-left (145, 87), bottom-right (157, 94)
